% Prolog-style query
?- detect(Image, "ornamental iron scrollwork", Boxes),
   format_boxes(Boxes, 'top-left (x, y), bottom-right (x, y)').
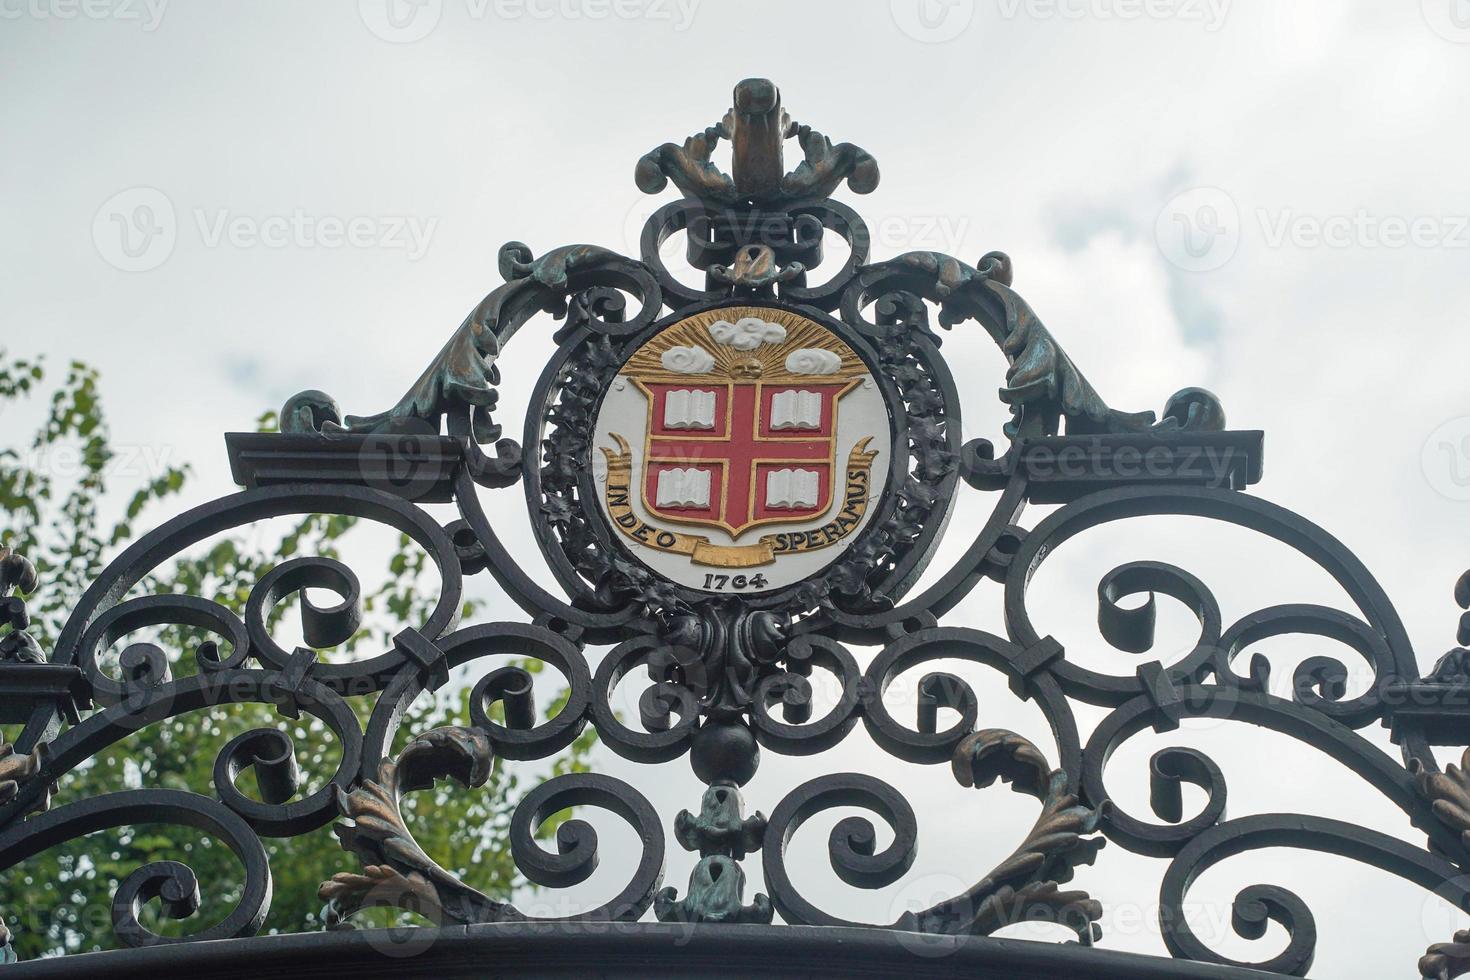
top-left (0, 77), bottom-right (1465, 979)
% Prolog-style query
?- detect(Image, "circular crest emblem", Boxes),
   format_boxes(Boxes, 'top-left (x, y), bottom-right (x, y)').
top-left (590, 306), bottom-right (891, 594)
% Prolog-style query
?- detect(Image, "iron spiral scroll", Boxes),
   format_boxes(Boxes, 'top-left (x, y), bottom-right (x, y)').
top-left (1, 78), bottom-right (1469, 979)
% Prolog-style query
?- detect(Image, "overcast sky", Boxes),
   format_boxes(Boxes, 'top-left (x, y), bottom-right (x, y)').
top-left (4, 1), bottom-right (1470, 976)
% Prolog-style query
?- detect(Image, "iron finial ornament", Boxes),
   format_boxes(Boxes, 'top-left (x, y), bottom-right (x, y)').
top-left (635, 78), bottom-right (880, 209)
top-left (0, 77), bottom-right (1466, 979)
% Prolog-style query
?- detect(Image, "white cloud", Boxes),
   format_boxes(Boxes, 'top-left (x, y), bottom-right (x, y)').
top-left (659, 344), bottom-right (715, 373)
top-left (784, 348), bottom-right (842, 375)
top-left (710, 316), bottom-right (787, 350)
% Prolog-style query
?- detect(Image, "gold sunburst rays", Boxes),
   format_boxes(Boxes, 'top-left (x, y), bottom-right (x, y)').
top-left (624, 307), bottom-right (864, 384)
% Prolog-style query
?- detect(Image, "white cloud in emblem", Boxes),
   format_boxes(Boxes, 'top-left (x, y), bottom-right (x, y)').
top-left (660, 344), bottom-right (716, 374)
top-left (710, 316), bottom-right (787, 350)
top-left (784, 348), bottom-right (842, 376)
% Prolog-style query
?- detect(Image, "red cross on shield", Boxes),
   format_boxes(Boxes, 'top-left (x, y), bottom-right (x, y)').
top-left (636, 379), bottom-right (858, 539)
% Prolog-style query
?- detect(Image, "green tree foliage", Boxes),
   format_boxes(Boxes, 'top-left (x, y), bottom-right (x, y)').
top-left (0, 352), bottom-right (590, 959)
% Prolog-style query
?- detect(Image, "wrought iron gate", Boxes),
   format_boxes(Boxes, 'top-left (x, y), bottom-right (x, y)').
top-left (3, 78), bottom-right (1469, 979)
